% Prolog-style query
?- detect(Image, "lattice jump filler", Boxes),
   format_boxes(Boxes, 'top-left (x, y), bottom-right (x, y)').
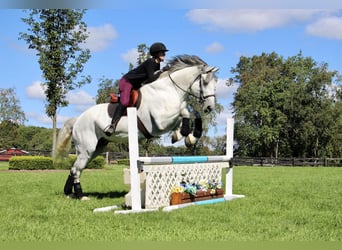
top-left (94, 108), bottom-right (244, 214)
top-left (142, 159), bottom-right (230, 210)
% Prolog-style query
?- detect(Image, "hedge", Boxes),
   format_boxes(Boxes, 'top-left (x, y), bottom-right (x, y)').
top-left (9, 156), bottom-right (52, 170)
top-left (116, 158), bottom-right (129, 166)
top-left (9, 155), bottom-right (105, 170)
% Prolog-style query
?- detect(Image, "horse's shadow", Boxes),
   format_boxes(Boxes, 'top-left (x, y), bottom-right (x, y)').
top-left (83, 190), bottom-right (127, 200)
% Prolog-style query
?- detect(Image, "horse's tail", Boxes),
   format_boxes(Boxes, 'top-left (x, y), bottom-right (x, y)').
top-left (54, 117), bottom-right (77, 161)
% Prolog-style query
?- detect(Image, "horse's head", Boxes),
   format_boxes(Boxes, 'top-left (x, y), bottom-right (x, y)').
top-left (191, 65), bottom-right (219, 113)
top-left (165, 55), bottom-right (219, 113)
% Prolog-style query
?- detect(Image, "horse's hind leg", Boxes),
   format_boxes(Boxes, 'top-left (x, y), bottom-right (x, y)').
top-left (73, 154), bottom-right (89, 199)
top-left (64, 138), bottom-right (107, 200)
top-left (64, 154), bottom-right (90, 200)
top-left (64, 174), bottom-right (74, 196)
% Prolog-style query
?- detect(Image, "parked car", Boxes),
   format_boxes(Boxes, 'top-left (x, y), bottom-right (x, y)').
top-left (0, 148), bottom-right (29, 161)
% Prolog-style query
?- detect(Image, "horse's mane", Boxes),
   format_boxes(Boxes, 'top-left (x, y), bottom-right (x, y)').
top-left (166, 55), bottom-right (207, 73)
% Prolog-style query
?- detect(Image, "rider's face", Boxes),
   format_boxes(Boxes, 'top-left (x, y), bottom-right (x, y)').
top-left (157, 51), bottom-right (166, 62)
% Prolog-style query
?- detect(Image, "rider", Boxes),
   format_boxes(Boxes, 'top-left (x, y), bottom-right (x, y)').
top-left (104, 42), bottom-right (169, 136)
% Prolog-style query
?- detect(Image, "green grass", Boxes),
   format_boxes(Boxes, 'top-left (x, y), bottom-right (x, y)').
top-left (0, 161), bottom-right (9, 170)
top-left (0, 164), bottom-right (341, 242)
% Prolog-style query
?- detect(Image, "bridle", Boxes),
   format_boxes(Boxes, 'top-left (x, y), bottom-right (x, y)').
top-left (168, 71), bottom-right (215, 104)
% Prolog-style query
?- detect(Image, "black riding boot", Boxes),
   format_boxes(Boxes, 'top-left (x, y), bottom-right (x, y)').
top-left (104, 103), bottom-right (126, 136)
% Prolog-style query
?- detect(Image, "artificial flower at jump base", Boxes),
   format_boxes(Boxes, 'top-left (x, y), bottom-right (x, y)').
top-left (170, 179), bottom-right (224, 205)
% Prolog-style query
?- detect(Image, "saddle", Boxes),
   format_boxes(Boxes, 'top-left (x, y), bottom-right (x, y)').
top-left (108, 90), bottom-right (140, 115)
top-left (109, 89), bottom-right (140, 107)
top-left (107, 90), bottom-right (153, 139)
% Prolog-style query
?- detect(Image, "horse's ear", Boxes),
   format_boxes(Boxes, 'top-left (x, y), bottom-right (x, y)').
top-left (205, 66), bottom-right (219, 73)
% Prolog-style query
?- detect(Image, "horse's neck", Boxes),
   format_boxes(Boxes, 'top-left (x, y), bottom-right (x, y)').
top-left (154, 66), bottom-right (198, 102)
top-left (168, 66), bottom-right (199, 93)
top-left (145, 66), bottom-right (199, 101)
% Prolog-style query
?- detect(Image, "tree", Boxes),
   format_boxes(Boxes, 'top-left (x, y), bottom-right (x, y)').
top-left (231, 52), bottom-right (286, 157)
top-left (208, 135), bottom-right (226, 155)
top-left (280, 53), bottom-right (338, 157)
top-left (0, 88), bottom-right (25, 149)
top-left (231, 51), bottom-right (340, 157)
top-left (0, 88), bottom-right (26, 125)
top-left (137, 44), bottom-right (149, 65)
top-left (0, 121), bottom-right (19, 149)
top-left (330, 82), bottom-right (342, 157)
top-left (19, 9), bottom-right (91, 156)
top-left (95, 77), bottom-right (119, 104)
top-left (16, 126), bottom-right (53, 151)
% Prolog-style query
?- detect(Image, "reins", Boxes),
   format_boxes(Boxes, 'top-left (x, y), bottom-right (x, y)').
top-left (168, 70), bottom-right (214, 104)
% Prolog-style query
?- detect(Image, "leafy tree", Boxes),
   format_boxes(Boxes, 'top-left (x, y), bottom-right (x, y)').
top-left (0, 121), bottom-right (19, 149)
top-left (208, 135), bottom-right (226, 155)
top-left (96, 77), bottom-right (119, 104)
top-left (231, 51), bottom-right (340, 157)
top-left (280, 53), bottom-right (338, 157)
top-left (331, 83), bottom-right (342, 156)
top-left (231, 52), bottom-right (287, 157)
top-left (0, 88), bottom-right (26, 125)
top-left (16, 126), bottom-right (53, 151)
top-left (19, 9), bottom-right (91, 156)
top-left (0, 88), bottom-right (25, 149)
top-left (137, 44), bottom-right (149, 65)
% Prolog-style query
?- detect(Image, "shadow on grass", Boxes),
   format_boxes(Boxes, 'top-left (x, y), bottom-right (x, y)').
top-left (84, 190), bottom-right (127, 199)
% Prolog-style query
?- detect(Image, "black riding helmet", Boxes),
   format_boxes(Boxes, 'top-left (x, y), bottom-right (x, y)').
top-left (149, 42), bottom-right (168, 57)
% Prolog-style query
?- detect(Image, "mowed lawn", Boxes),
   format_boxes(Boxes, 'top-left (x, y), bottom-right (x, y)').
top-left (0, 161), bottom-right (341, 242)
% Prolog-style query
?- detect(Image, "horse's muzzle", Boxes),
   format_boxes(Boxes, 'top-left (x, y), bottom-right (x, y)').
top-left (204, 105), bottom-right (213, 113)
top-left (202, 96), bottom-right (215, 113)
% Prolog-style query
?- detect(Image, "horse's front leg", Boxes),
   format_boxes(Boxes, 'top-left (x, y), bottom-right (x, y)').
top-left (172, 123), bottom-right (201, 148)
top-left (184, 113), bottom-right (202, 148)
top-left (170, 108), bottom-right (203, 147)
top-left (171, 128), bottom-right (183, 144)
top-left (171, 108), bottom-right (194, 145)
top-left (171, 107), bottom-right (190, 144)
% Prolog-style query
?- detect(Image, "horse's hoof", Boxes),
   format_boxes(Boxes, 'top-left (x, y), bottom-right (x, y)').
top-left (185, 134), bottom-right (197, 147)
top-left (66, 194), bottom-right (75, 199)
top-left (171, 130), bottom-right (182, 143)
top-left (171, 134), bottom-right (177, 144)
top-left (80, 196), bottom-right (90, 201)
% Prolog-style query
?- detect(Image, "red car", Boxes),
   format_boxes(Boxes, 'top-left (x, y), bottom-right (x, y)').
top-left (0, 148), bottom-right (29, 161)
